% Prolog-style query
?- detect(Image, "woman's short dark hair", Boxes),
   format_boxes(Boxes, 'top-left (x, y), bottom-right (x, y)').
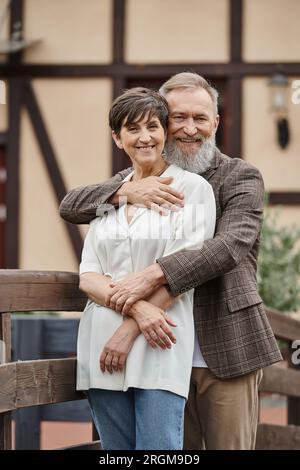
top-left (109, 87), bottom-right (169, 136)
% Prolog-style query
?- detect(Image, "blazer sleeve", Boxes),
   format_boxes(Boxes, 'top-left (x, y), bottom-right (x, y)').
top-left (157, 164), bottom-right (264, 296)
top-left (59, 168), bottom-right (132, 224)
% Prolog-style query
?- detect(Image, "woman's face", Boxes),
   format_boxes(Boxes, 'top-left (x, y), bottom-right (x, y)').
top-left (112, 113), bottom-right (166, 168)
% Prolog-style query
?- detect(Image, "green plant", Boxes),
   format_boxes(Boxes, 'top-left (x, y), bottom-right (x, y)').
top-left (13, 311), bottom-right (59, 316)
top-left (258, 207), bottom-right (300, 313)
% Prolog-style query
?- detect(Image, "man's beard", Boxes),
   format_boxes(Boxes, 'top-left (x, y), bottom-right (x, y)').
top-left (163, 133), bottom-right (216, 174)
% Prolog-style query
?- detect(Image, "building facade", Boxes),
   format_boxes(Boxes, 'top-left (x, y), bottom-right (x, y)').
top-left (0, 0), bottom-right (299, 272)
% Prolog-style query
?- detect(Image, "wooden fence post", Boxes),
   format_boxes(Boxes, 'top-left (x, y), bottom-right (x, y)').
top-left (12, 317), bottom-right (43, 449)
top-left (0, 313), bottom-right (12, 450)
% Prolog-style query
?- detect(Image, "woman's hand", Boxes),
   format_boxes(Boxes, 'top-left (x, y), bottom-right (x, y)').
top-left (117, 175), bottom-right (184, 214)
top-left (130, 300), bottom-right (177, 349)
top-left (100, 319), bottom-right (139, 374)
top-left (106, 264), bottom-right (166, 315)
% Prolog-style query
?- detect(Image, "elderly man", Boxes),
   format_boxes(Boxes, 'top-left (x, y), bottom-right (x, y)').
top-left (60, 73), bottom-right (282, 450)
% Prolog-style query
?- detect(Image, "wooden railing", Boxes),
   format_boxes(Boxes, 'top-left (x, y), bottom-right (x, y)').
top-left (256, 310), bottom-right (300, 449)
top-left (0, 270), bottom-right (99, 450)
top-left (11, 316), bottom-right (91, 449)
top-left (0, 269), bottom-right (300, 450)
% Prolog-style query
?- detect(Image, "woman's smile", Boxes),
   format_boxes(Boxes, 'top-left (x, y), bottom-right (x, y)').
top-left (135, 144), bottom-right (156, 151)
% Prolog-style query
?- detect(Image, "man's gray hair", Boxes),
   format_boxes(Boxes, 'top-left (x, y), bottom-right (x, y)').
top-left (159, 72), bottom-right (219, 117)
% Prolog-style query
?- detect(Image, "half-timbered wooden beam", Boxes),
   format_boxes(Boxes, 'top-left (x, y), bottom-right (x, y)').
top-left (268, 192), bottom-right (300, 205)
top-left (1, 62), bottom-right (300, 79)
top-left (5, 0), bottom-right (24, 269)
top-left (5, 79), bottom-right (22, 268)
top-left (23, 82), bottom-right (83, 262)
top-left (112, 0), bottom-right (128, 174)
top-left (225, 0), bottom-right (243, 158)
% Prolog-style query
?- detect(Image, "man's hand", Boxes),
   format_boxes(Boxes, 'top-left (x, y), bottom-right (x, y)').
top-left (106, 264), bottom-right (166, 315)
top-left (116, 175), bottom-right (184, 215)
top-left (100, 318), bottom-right (139, 374)
top-left (130, 300), bottom-right (177, 349)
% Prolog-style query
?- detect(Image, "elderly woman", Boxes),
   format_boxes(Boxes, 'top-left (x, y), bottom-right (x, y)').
top-left (76, 88), bottom-right (216, 450)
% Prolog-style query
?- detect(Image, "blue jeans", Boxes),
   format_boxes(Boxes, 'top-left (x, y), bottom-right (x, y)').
top-left (87, 388), bottom-right (185, 450)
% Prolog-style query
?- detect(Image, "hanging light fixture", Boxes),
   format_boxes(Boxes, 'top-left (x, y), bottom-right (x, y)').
top-left (268, 73), bottom-right (290, 150)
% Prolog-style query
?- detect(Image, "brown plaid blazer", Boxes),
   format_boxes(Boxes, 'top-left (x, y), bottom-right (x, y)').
top-left (60, 149), bottom-right (282, 378)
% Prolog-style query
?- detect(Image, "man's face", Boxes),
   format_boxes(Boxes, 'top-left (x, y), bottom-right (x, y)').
top-left (166, 87), bottom-right (219, 156)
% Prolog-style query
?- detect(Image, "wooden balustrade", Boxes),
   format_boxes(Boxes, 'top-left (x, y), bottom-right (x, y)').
top-left (0, 270), bottom-right (300, 450)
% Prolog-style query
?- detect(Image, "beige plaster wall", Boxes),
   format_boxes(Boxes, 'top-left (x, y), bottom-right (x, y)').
top-left (126, 0), bottom-right (229, 63)
top-left (23, 0), bottom-right (112, 63)
top-left (10, 0), bottom-right (300, 271)
top-left (32, 79), bottom-right (112, 190)
top-left (243, 77), bottom-right (300, 192)
top-left (243, 0), bottom-right (300, 62)
top-left (0, 0), bottom-right (10, 62)
top-left (0, 0), bottom-right (9, 39)
top-left (19, 78), bottom-right (112, 270)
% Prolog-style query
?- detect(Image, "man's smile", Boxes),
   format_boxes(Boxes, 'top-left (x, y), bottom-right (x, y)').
top-left (176, 138), bottom-right (201, 143)
top-left (176, 137), bottom-right (203, 147)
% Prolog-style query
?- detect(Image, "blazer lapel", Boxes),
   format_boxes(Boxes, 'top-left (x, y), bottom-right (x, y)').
top-left (201, 148), bottom-right (221, 181)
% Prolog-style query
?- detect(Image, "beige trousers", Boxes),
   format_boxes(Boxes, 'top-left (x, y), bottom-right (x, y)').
top-left (184, 367), bottom-right (263, 450)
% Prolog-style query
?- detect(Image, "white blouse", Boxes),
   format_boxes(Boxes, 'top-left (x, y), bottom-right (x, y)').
top-left (76, 164), bottom-right (216, 398)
